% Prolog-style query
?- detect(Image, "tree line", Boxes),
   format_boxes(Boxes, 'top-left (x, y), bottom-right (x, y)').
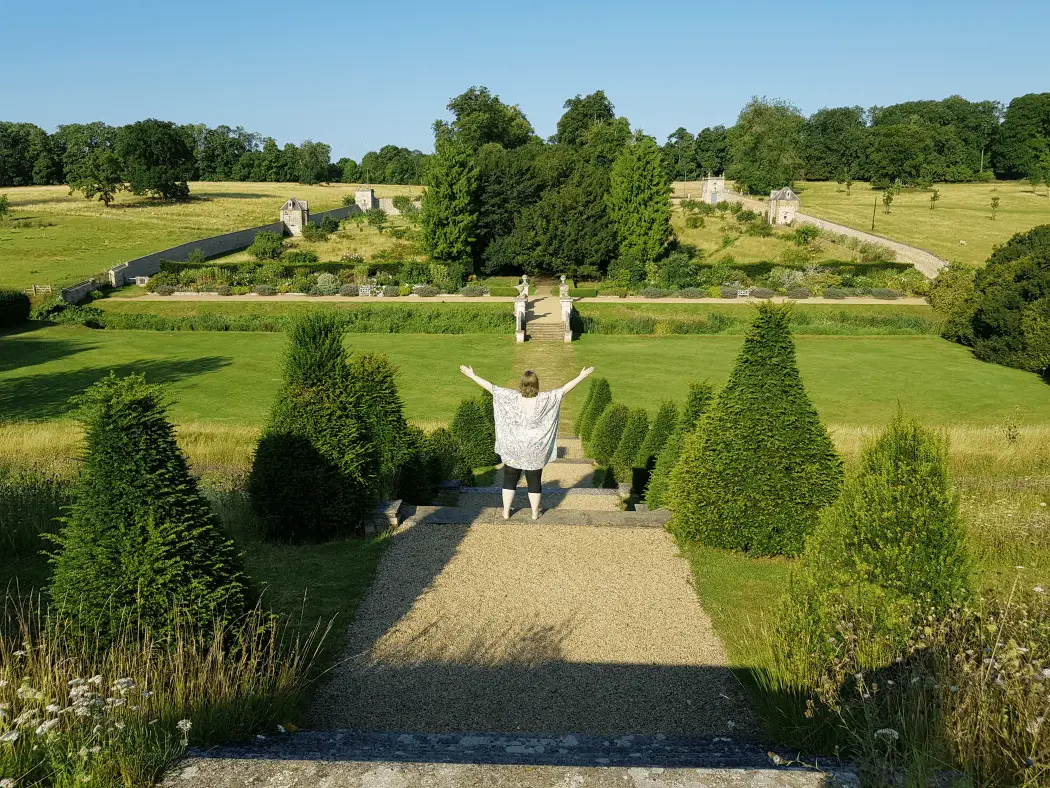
top-left (419, 87), bottom-right (672, 281)
top-left (671, 93), bottom-right (1050, 194)
top-left (0, 119), bottom-right (427, 192)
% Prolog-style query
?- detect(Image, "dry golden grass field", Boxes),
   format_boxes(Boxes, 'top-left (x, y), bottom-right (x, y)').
top-left (0, 181), bottom-right (424, 289)
top-left (674, 179), bottom-right (1050, 268)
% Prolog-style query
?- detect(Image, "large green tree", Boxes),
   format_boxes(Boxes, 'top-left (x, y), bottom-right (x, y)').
top-left (435, 86), bottom-right (535, 151)
top-left (801, 106), bottom-right (868, 181)
top-left (726, 97), bottom-right (805, 194)
top-left (421, 136), bottom-right (479, 264)
top-left (607, 131), bottom-right (672, 267)
top-left (556, 90), bottom-right (616, 146)
top-left (695, 125), bottom-right (729, 175)
top-left (116, 119), bottom-right (195, 199)
top-left (994, 93), bottom-right (1050, 179)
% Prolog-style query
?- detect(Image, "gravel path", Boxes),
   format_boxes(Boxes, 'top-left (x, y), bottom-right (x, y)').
top-left (311, 520), bottom-right (756, 737)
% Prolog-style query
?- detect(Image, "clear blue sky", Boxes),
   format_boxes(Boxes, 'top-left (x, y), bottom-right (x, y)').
top-left (4, 0), bottom-right (1047, 161)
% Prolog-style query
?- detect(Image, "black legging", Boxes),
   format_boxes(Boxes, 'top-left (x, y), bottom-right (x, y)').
top-left (502, 465), bottom-right (543, 494)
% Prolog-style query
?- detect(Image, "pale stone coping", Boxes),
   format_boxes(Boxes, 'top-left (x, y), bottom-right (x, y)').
top-left (128, 293), bottom-right (927, 306)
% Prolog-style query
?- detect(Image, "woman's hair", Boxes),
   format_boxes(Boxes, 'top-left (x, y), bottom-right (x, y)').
top-left (519, 370), bottom-right (539, 398)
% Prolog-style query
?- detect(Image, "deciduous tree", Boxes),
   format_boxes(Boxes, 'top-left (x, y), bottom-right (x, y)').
top-left (607, 131), bottom-right (672, 267)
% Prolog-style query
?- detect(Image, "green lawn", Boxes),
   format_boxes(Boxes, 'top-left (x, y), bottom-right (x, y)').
top-left (3, 325), bottom-right (1046, 429)
top-left (0, 325), bottom-right (513, 426)
top-left (0, 182), bottom-right (423, 290)
top-left (573, 334), bottom-right (1050, 427)
top-left (792, 180), bottom-right (1050, 268)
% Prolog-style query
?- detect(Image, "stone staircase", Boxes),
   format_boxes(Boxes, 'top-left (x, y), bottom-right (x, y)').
top-left (526, 294), bottom-right (568, 342)
top-left (406, 437), bottom-right (669, 527)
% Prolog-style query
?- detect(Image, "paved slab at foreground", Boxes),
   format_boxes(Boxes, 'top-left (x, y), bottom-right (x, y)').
top-left (311, 520), bottom-right (756, 736)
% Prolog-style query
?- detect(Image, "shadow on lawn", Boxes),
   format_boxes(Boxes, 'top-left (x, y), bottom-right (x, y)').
top-left (0, 356), bottom-right (232, 420)
top-left (0, 323), bottom-right (99, 374)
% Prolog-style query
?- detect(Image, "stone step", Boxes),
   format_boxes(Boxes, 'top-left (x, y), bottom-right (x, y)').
top-left (162, 730), bottom-right (857, 786)
top-left (404, 506), bottom-right (670, 527)
top-left (457, 487), bottom-right (622, 512)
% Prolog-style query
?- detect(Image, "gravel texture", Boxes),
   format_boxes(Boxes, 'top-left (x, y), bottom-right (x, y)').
top-left (311, 520), bottom-right (756, 737)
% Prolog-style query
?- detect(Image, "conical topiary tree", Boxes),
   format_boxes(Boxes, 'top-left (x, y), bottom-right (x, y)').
top-left (591, 403), bottom-right (629, 467)
top-left (578, 377), bottom-right (611, 445)
top-left (802, 410), bottom-right (972, 611)
top-left (668, 304), bottom-right (843, 556)
top-left (48, 373), bottom-right (248, 642)
top-left (574, 378), bottom-right (597, 435)
top-left (346, 351), bottom-right (409, 499)
top-left (645, 382), bottom-right (715, 509)
top-left (451, 391), bottom-right (498, 469)
top-left (611, 408), bottom-right (649, 487)
top-left (635, 400), bottom-right (678, 470)
top-left (249, 311), bottom-right (377, 541)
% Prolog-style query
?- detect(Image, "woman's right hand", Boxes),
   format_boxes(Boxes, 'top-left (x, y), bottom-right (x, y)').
top-left (460, 365), bottom-right (474, 378)
top-left (580, 366), bottom-right (595, 378)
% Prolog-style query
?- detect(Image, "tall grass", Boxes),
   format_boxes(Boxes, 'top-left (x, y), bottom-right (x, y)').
top-left (0, 597), bottom-right (328, 786)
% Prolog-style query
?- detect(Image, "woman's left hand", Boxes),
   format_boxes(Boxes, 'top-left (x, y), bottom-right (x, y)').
top-left (460, 365), bottom-right (474, 378)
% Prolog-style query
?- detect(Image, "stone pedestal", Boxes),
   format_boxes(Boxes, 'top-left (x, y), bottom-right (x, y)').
top-left (364, 499), bottom-right (403, 534)
top-left (560, 297), bottom-right (574, 343)
top-left (515, 298), bottom-right (527, 343)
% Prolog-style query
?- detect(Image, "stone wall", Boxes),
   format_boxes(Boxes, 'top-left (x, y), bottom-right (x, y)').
top-left (377, 197), bottom-right (421, 216)
top-left (309, 206), bottom-right (359, 225)
top-left (60, 279), bottom-right (101, 304)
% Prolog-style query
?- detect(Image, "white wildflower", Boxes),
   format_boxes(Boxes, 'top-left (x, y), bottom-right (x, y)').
top-left (13, 710), bottom-right (40, 727)
top-left (16, 686), bottom-right (42, 701)
top-left (875, 728), bottom-right (900, 741)
top-left (35, 719), bottom-right (59, 737)
top-left (130, 706), bottom-right (140, 712)
top-left (1041, 668), bottom-right (1050, 679)
top-left (1017, 566), bottom-right (1026, 570)
top-left (105, 698), bottom-right (126, 709)
top-left (1035, 587), bottom-right (1046, 594)
top-left (87, 676), bottom-right (102, 686)
top-left (950, 686), bottom-right (959, 693)
top-left (0, 681), bottom-right (7, 688)
top-left (0, 731), bottom-right (19, 744)
top-left (176, 719), bottom-right (192, 733)
top-left (769, 752), bottom-right (784, 765)
top-left (45, 704), bottom-right (61, 714)
top-left (277, 724), bottom-right (287, 734)
top-left (113, 721), bottom-right (125, 731)
top-left (0, 778), bottom-right (15, 788)
top-left (140, 691), bottom-right (152, 699)
top-left (256, 734), bottom-right (266, 740)
top-left (68, 679), bottom-right (85, 689)
top-left (11, 652), bottom-right (26, 658)
top-left (1028, 717), bottom-right (1046, 735)
top-left (112, 679), bottom-right (135, 693)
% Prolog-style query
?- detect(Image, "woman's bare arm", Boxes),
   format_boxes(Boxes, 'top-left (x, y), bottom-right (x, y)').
top-left (460, 365), bottom-right (493, 392)
top-left (560, 366), bottom-right (595, 395)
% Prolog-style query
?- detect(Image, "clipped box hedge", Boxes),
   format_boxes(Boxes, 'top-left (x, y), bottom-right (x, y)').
top-left (0, 289), bottom-right (32, 328)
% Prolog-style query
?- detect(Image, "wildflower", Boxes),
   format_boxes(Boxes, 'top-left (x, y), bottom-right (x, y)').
top-left (1017, 566), bottom-right (1027, 570)
top-left (0, 681), bottom-right (7, 688)
top-left (277, 724), bottom-right (287, 734)
top-left (176, 719), bottom-right (192, 733)
top-left (886, 680), bottom-right (895, 687)
top-left (769, 752), bottom-right (784, 765)
top-left (16, 687), bottom-right (42, 701)
top-left (1036, 587), bottom-right (1046, 594)
top-left (13, 710), bottom-right (40, 727)
top-left (11, 652), bottom-right (26, 658)
top-left (35, 720), bottom-right (59, 737)
top-left (0, 779), bottom-right (15, 788)
top-left (112, 679), bottom-right (135, 693)
top-left (45, 704), bottom-right (61, 714)
top-left (1028, 718), bottom-right (1045, 735)
top-left (68, 679), bottom-right (85, 688)
top-left (114, 722), bottom-right (125, 731)
top-left (827, 637), bottom-right (836, 644)
top-left (0, 731), bottom-right (19, 744)
top-left (874, 728), bottom-right (900, 741)
top-left (87, 676), bottom-right (102, 686)
top-left (950, 686), bottom-right (959, 693)
top-left (140, 691), bottom-right (152, 699)
top-left (1042, 669), bottom-right (1050, 679)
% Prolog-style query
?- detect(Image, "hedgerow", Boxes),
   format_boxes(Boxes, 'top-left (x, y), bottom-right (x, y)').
top-left (668, 304), bottom-right (843, 556)
top-left (0, 289), bottom-right (31, 328)
top-left (345, 352), bottom-right (410, 500)
top-left (48, 373), bottom-right (248, 641)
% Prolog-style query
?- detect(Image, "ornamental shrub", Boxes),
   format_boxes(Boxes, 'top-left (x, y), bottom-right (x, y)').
top-left (668, 304), bottom-right (843, 555)
top-left (316, 272), bottom-right (341, 296)
top-left (339, 284), bottom-right (359, 297)
top-left (871, 287), bottom-right (899, 300)
top-left (611, 408), bottom-right (649, 487)
top-left (459, 285), bottom-right (486, 297)
top-left (381, 285), bottom-right (399, 298)
top-left (248, 312), bottom-right (378, 541)
top-left (418, 285), bottom-right (440, 297)
top-left (283, 250), bottom-right (320, 265)
top-left (786, 287), bottom-right (811, 299)
top-left (397, 426), bottom-right (475, 504)
top-left (247, 231), bottom-right (285, 261)
top-left (644, 381), bottom-right (715, 509)
top-left (451, 393), bottom-right (498, 469)
top-left (155, 285), bottom-right (176, 296)
top-left (0, 289), bottom-right (31, 327)
top-left (590, 403), bottom-right (629, 467)
top-left (640, 288), bottom-right (669, 299)
top-left (636, 401), bottom-right (678, 469)
top-left (750, 287), bottom-right (775, 299)
top-left (822, 287), bottom-right (848, 299)
top-left (576, 377), bottom-right (611, 443)
top-left (677, 288), bottom-right (706, 298)
top-left (800, 410), bottom-right (972, 615)
top-left (216, 284), bottom-right (232, 296)
top-left (254, 284), bottom-right (275, 296)
top-left (48, 373), bottom-right (248, 641)
top-left (345, 352), bottom-right (410, 500)
top-left (719, 286), bottom-right (738, 299)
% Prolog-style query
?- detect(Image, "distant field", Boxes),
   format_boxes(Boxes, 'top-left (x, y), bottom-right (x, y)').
top-left (790, 181), bottom-right (1048, 268)
top-left (671, 179), bottom-right (1049, 268)
top-left (0, 181), bottom-right (423, 289)
top-left (3, 325), bottom-right (1047, 430)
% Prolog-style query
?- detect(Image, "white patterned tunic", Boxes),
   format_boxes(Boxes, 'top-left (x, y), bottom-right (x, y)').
top-left (491, 385), bottom-right (564, 471)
